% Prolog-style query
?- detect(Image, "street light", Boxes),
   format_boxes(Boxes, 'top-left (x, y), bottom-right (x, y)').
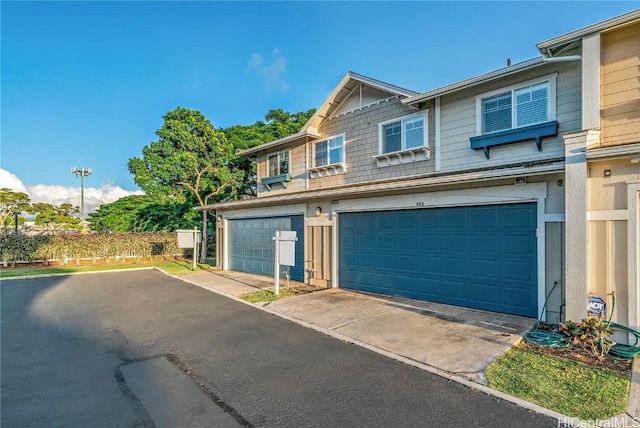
top-left (71, 167), bottom-right (92, 220)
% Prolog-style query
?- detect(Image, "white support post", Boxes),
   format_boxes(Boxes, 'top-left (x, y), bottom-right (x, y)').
top-left (192, 227), bottom-right (198, 271)
top-left (274, 231), bottom-right (281, 295)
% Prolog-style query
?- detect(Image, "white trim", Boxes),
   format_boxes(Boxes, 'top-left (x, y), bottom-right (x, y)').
top-left (331, 214), bottom-right (338, 288)
top-left (587, 142), bottom-right (640, 160)
top-left (331, 182), bottom-right (549, 320)
top-left (378, 111), bottom-right (429, 156)
top-left (582, 33), bottom-right (601, 130)
top-left (586, 210), bottom-right (629, 221)
top-left (329, 96), bottom-right (400, 119)
top-left (474, 73), bottom-right (558, 136)
top-left (220, 203), bottom-right (307, 219)
top-left (222, 218), bottom-right (229, 271)
top-left (435, 98), bottom-right (441, 172)
top-left (628, 182), bottom-right (640, 333)
top-left (311, 133), bottom-right (346, 168)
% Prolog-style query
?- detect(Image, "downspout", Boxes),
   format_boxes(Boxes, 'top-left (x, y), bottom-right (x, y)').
top-left (305, 139), bottom-right (309, 189)
top-left (200, 208), bottom-right (207, 263)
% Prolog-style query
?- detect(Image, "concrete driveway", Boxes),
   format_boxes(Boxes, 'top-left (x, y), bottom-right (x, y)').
top-left (188, 271), bottom-right (535, 383)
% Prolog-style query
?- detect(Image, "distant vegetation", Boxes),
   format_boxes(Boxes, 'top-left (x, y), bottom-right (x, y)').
top-left (2, 107), bottom-right (314, 262)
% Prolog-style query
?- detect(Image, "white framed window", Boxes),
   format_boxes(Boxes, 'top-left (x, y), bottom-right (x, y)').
top-left (314, 134), bottom-right (345, 167)
top-left (378, 112), bottom-right (427, 155)
top-left (266, 151), bottom-right (289, 177)
top-left (475, 73), bottom-right (557, 135)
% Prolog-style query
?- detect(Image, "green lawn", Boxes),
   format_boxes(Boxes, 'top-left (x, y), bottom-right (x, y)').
top-left (238, 288), bottom-right (298, 303)
top-left (485, 346), bottom-right (630, 420)
top-left (0, 260), bottom-right (213, 278)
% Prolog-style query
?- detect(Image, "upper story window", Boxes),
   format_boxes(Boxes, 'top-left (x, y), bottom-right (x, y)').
top-left (314, 134), bottom-right (345, 167)
top-left (477, 74), bottom-right (556, 135)
top-left (267, 151), bottom-right (289, 177)
top-left (378, 113), bottom-right (427, 154)
top-left (471, 73), bottom-right (559, 159)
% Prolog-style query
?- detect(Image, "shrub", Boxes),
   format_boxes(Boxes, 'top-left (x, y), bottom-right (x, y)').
top-left (1, 231), bottom-right (183, 266)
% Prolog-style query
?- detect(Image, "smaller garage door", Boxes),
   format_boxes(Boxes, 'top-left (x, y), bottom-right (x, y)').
top-left (228, 216), bottom-right (304, 281)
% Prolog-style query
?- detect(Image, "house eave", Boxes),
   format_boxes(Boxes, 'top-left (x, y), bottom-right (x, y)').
top-left (199, 159), bottom-right (565, 211)
top-left (237, 130), bottom-right (320, 156)
top-left (536, 9), bottom-right (640, 57)
top-left (402, 57), bottom-right (546, 106)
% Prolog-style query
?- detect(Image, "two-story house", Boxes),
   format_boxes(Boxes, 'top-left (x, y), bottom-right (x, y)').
top-left (201, 11), bottom-right (639, 330)
top-left (537, 10), bottom-right (640, 336)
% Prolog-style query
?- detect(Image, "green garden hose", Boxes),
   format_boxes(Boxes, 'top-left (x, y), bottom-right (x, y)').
top-left (522, 282), bottom-right (570, 348)
top-left (604, 294), bottom-right (640, 362)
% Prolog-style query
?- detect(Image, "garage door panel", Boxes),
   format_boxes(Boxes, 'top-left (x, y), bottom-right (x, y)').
top-left (228, 215), bottom-right (304, 281)
top-left (339, 203), bottom-right (537, 317)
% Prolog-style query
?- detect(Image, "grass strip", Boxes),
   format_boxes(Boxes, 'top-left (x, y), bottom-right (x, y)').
top-left (485, 346), bottom-right (630, 420)
top-left (238, 288), bottom-right (298, 303)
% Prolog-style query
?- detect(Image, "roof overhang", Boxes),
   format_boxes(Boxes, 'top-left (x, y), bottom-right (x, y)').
top-left (586, 142), bottom-right (640, 161)
top-left (402, 58), bottom-right (547, 106)
top-left (537, 9), bottom-right (640, 57)
top-left (237, 129), bottom-right (320, 156)
top-left (197, 159), bottom-right (564, 212)
top-left (301, 71), bottom-right (419, 133)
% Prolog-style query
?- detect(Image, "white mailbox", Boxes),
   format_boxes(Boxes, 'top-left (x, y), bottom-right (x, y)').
top-left (278, 231), bottom-right (297, 266)
top-left (176, 229), bottom-right (200, 248)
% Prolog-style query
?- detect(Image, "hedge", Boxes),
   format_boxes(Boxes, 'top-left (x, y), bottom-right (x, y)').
top-left (0, 232), bottom-right (183, 266)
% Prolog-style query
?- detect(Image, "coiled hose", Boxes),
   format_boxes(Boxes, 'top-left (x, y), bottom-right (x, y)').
top-left (604, 294), bottom-right (640, 362)
top-left (522, 282), bottom-right (570, 348)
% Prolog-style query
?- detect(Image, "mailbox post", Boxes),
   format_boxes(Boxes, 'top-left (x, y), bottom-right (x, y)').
top-left (177, 227), bottom-right (200, 271)
top-left (272, 231), bottom-right (297, 295)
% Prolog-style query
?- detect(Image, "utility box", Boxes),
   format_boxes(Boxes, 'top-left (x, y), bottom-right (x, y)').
top-left (177, 229), bottom-right (200, 248)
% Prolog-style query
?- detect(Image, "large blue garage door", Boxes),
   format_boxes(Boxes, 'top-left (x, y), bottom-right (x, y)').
top-left (339, 203), bottom-right (537, 317)
top-left (228, 216), bottom-right (304, 281)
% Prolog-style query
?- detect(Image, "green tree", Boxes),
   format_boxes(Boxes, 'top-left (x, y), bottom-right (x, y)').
top-left (87, 194), bottom-right (153, 233)
top-left (131, 202), bottom-right (200, 232)
top-left (222, 108), bottom-right (315, 198)
top-left (31, 202), bottom-right (81, 231)
top-left (0, 188), bottom-right (31, 227)
top-left (128, 107), bottom-right (243, 260)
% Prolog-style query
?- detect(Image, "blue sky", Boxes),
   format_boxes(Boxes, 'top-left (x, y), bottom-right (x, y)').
top-left (1, 1), bottom-right (637, 208)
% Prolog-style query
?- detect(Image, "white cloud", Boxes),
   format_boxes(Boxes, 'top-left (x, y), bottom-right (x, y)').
top-left (248, 49), bottom-right (289, 92)
top-left (0, 168), bottom-right (143, 214)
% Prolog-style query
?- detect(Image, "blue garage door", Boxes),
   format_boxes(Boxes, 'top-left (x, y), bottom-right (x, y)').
top-left (339, 203), bottom-right (537, 317)
top-left (228, 216), bottom-right (304, 282)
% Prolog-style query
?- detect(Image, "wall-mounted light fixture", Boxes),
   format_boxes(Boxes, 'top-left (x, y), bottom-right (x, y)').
top-left (514, 176), bottom-right (527, 185)
top-left (604, 169), bottom-right (612, 177)
top-left (217, 214), bottom-right (223, 222)
top-left (315, 207), bottom-right (322, 216)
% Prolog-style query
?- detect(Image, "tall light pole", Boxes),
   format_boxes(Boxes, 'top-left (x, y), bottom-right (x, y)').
top-left (71, 167), bottom-right (92, 219)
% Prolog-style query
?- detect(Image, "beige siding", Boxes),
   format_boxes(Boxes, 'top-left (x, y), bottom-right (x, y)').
top-left (588, 220), bottom-right (628, 327)
top-left (588, 158), bottom-right (640, 211)
top-left (308, 98), bottom-right (435, 189)
top-left (439, 62), bottom-right (582, 171)
top-left (601, 22), bottom-right (640, 147)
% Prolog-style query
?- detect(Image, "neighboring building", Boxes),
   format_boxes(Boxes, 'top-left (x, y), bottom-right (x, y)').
top-left (201, 11), bottom-right (639, 333)
top-left (537, 10), bottom-right (640, 337)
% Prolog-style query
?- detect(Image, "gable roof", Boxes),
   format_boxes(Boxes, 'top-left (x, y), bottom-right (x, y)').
top-left (238, 71), bottom-right (418, 156)
top-left (537, 9), bottom-right (640, 57)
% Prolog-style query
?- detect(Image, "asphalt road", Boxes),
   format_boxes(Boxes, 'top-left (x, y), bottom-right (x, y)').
top-left (1, 270), bottom-right (557, 427)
